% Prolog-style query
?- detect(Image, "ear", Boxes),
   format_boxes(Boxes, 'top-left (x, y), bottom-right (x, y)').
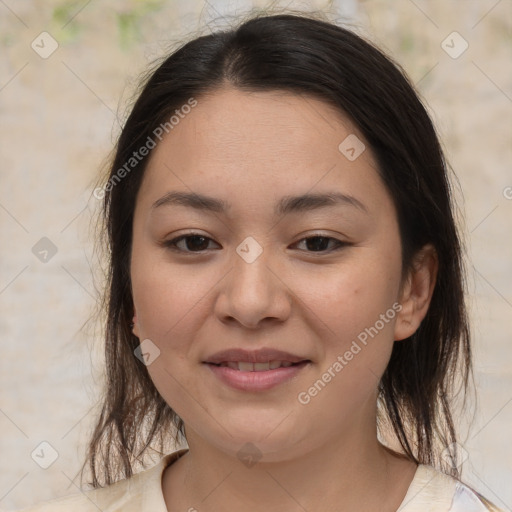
top-left (394, 244), bottom-right (438, 341)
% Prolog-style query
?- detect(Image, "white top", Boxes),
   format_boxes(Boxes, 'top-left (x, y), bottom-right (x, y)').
top-left (14, 449), bottom-right (505, 511)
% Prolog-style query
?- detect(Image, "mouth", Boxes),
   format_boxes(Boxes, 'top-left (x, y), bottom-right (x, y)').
top-left (203, 347), bottom-right (310, 366)
top-left (207, 360), bottom-right (309, 371)
top-left (203, 348), bottom-right (312, 391)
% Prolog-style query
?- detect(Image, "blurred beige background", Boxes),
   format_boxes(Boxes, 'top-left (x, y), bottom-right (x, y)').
top-left (0, 0), bottom-right (511, 510)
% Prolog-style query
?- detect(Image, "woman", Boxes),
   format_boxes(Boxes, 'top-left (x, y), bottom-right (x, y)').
top-left (18, 11), bottom-right (504, 512)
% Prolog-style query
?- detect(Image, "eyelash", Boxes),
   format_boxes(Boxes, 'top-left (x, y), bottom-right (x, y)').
top-left (162, 232), bottom-right (348, 255)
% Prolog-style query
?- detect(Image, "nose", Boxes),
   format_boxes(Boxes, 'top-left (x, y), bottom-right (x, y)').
top-left (214, 245), bottom-right (292, 330)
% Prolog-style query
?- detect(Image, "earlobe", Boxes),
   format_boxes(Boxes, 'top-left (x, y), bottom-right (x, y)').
top-left (394, 244), bottom-right (438, 341)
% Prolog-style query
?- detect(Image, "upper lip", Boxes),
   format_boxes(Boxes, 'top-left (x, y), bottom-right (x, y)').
top-left (204, 348), bottom-right (309, 364)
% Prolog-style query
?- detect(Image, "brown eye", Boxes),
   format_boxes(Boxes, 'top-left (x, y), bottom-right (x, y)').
top-left (164, 234), bottom-right (220, 253)
top-left (294, 236), bottom-right (347, 253)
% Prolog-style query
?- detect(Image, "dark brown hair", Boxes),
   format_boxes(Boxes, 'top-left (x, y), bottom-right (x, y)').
top-left (83, 11), bottom-right (472, 488)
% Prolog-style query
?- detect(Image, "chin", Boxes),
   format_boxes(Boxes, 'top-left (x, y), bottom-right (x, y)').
top-left (195, 412), bottom-right (311, 462)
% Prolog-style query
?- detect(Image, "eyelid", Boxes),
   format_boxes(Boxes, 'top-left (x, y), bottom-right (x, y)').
top-left (292, 233), bottom-right (348, 254)
top-left (162, 232), bottom-right (220, 253)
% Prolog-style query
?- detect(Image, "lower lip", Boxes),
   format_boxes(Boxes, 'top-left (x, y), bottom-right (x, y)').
top-left (204, 361), bottom-right (310, 391)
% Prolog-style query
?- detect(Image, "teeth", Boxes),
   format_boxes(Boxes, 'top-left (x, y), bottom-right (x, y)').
top-left (238, 362), bottom-right (254, 372)
top-left (218, 360), bottom-right (298, 371)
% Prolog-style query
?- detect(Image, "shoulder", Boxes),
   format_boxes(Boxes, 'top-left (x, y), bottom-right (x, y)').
top-left (398, 464), bottom-right (506, 512)
top-left (450, 482), bottom-right (505, 512)
top-left (14, 449), bottom-right (189, 512)
top-left (13, 491), bottom-right (105, 512)
top-left (14, 475), bottom-right (148, 512)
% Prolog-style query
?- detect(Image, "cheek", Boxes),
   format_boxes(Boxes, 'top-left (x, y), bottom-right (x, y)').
top-left (130, 244), bottom-right (210, 347)
top-left (292, 261), bottom-right (401, 421)
top-left (292, 254), bottom-right (401, 340)
top-left (293, 256), bottom-right (402, 402)
top-left (130, 251), bottom-right (211, 417)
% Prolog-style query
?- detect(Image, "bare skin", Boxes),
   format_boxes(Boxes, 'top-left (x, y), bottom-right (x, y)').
top-left (130, 86), bottom-right (437, 511)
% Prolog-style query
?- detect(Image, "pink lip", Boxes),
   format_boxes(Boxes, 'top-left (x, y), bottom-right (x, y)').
top-left (204, 361), bottom-right (310, 391)
top-left (204, 347), bottom-right (307, 364)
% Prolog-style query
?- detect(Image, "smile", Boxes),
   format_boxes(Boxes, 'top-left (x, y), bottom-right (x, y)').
top-left (205, 360), bottom-right (310, 391)
top-left (212, 361), bottom-right (297, 371)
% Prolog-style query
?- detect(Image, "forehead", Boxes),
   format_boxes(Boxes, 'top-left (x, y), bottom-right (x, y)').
top-left (157, 87), bottom-right (360, 157)
top-left (137, 87), bottom-right (387, 217)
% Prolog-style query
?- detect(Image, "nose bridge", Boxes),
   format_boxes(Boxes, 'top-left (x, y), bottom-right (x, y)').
top-left (217, 236), bottom-right (290, 327)
top-left (232, 236), bottom-right (275, 304)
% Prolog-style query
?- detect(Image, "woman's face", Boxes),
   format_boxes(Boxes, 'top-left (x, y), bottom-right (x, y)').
top-left (130, 87), bottom-right (427, 460)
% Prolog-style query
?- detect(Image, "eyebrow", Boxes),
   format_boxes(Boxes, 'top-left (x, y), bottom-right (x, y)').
top-left (151, 191), bottom-right (368, 216)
